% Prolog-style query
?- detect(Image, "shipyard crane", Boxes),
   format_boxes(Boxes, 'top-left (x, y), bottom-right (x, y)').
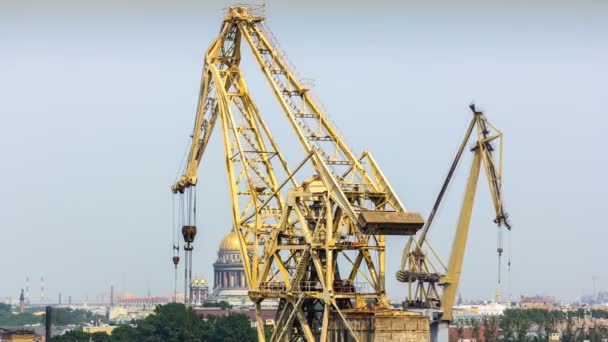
top-left (171, 5), bottom-right (425, 341)
top-left (396, 105), bottom-right (511, 332)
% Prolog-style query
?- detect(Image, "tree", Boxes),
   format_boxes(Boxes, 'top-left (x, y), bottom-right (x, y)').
top-left (43, 308), bottom-right (106, 326)
top-left (209, 314), bottom-right (256, 342)
top-left (264, 326), bottom-right (273, 341)
top-left (514, 319), bottom-right (529, 342)
top-left (456, 320), bottom-right (464, 342)
top-left (111, 325), bottom-right (138, 342)
top-left (90, 332), bottom-right (112, 342)
top-left (0, 303), bottom-right (42, 326)
top-left (483, 317), bottom-right (499, 342)
top-left (456, 320), bottom-right (465, 341)
top-left (58, 304), bottom-right (257, 342)
top-left (471, 318), bottom-right (480, 342)
top-left (52, 330), bottom-right (91, 342)
top-left (562, 316), bottom-right (576, 342)
top-left (131, 303), bottom-right (212, 341)
top-left (500, 316), bottom-right (516, 341)
top-left (590, 323), bottom-right (608, 342)
top-left (202, 301), bottom-right (232, 310)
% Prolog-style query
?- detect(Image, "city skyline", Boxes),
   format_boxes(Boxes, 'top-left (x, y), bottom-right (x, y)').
top-left (1, 0), bottom-right (607, 303)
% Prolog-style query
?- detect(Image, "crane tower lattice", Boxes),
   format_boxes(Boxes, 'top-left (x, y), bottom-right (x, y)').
top-left (171, 6), bottom-right (425, 341)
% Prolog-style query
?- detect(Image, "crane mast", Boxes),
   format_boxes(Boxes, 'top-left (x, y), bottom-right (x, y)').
top-left (397, 105), bottom-right (511, 323)
top-left (172, 6), bottom-right (425, 341)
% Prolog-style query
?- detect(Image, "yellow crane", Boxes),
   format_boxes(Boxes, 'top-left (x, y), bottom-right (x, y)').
top-left (397, 105), bottom-right (511, 328)
top-left (171, 6), bottom-right (425, 341)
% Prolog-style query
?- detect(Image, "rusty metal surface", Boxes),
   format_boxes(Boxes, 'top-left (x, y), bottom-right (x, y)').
top-left (358, 211), bottom-right (424, 235)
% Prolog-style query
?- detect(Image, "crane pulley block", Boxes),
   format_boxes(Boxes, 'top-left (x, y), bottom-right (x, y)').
top-left (181, 225), bottom-right (197, 243)
top-left (357, 211), bottom-right (424, 235)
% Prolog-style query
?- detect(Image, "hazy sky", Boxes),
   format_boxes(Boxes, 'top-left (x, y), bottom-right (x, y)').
top-left (1, 0), bottom-right (607, 304)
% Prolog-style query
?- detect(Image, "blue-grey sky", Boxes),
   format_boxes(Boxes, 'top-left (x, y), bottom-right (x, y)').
top-left (1, 0), bottom-right (607, 304)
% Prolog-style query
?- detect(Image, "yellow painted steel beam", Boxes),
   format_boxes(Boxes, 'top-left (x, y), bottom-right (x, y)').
top-left (441, 151), bottom-right (481, 321)
top-left (171, 6), bottom-right (425, 341)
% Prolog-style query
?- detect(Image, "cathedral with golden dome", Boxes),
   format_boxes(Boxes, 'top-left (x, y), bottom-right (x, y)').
top-left (211, 230), bottom-right (249, 302)
top-left (189, 229), bottom-right (279, 308)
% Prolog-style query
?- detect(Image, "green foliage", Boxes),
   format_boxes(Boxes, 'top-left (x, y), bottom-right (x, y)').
top-left (503, 308), bottom-right (561, 327)
top-left (471, 318), bottom-right (480, 341)
top-left (456, 320), bottom-right (465, 339)
top-left (562, 316), bottom-right (576, 342)
top-left (0, 303), bottom-right (42, 326)
top-left (264, 326), bottom-right (273, 341)
top-left (1, 304), bottom-right (107, 327)
top-left (590, 309), bottom-right (608, 319)
top-left (47, 308), bottom-right (106, 326)
top-left (110, 325), bottom-right (138, 342)
top-left (483, 316), bottom-right (499, 342)
top-left (127, 303), bottom-right (212, 341)
top-left (498, 308), bottom-right (608, 342)
top-left (201, 301), bottom-right (232, 310)
top-left (206, 313), bottom-right (256, 342)
top-left (52, 330), bottom-right (91, 342)
top-left (0, 303), bottom-right (11, 313)
top-left (90, 332), bottom-right (112, 342)
top-left (51, 303), bottom-right (257, 342)
top-left (589, 323), bottom-right (608, 342)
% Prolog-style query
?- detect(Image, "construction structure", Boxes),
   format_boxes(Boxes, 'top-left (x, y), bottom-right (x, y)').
top-left (396, 105), bottom-right (510, 340)
top-left (171, 5), bottom-right (430, 341)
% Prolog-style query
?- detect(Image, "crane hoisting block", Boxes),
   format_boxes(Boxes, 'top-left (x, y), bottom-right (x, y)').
top-left (358, 211), bottom-right (424, 235)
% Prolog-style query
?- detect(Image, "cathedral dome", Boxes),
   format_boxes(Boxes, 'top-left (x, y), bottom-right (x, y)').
top-left (219, 231), bottom-right (241, 251)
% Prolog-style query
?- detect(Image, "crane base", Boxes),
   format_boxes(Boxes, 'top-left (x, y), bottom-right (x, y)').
top-left (328, 310), bottom-right (429, 341)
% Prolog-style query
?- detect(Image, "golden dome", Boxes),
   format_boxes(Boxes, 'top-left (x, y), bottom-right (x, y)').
top-left (219, 230), bottom-right (241, 251)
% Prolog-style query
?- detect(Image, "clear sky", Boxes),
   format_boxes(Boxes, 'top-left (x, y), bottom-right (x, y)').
top-left (1, 0), bottom-right (607, 304)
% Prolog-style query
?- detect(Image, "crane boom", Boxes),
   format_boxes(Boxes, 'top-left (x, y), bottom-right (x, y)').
top-left (397, 105), bottom-right (510, 322)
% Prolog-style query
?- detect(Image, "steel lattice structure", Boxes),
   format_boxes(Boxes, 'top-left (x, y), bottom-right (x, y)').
top-left (396, 105), bottom-right (511, 323)
top-left (172, 6), bottom-right (424, 341)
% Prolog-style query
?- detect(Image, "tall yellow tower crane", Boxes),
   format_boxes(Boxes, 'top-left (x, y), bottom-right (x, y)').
top-left (171, 6), bottom-right (424, 341)
top-left (397, 105), bottom-right (511, 330)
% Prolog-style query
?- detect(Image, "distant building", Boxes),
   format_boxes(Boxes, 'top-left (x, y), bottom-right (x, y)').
top-left (190, 276), bottom-right (209, 305)
top-left (452, 301), bottom-right (506, 321)
top-left (194, 230), bottom-right (278, 309)
top-left (520, 295), bottom-right (554, 310)
top-left (82, 326), bottom-right (116, 335)
top-left (115, 296), bottom-right (170, 311)
top-left (210, 231), bottom-right (250, 306)
top-left (0, 327), bottom-right (36, 342)
top-left (194, 308), bottom-right (277, 328)
top-left (108, 306), bottom-right (129, 321)
top-left (477, 302), bottom-right (506, 316)
top-left (213, 231), bottom-right (248, 296)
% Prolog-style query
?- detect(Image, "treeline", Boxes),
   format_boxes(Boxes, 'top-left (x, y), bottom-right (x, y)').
top-left (456, 308), bottom-right (608, 342)
top-left (503, 308), bottom-right (608, 323)
top-left (0, 303), bottom-right (105, 326)
top-left (52, 303), bottom-right (258, 342)
top-left (0, 303), bottom-right (40, 326)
